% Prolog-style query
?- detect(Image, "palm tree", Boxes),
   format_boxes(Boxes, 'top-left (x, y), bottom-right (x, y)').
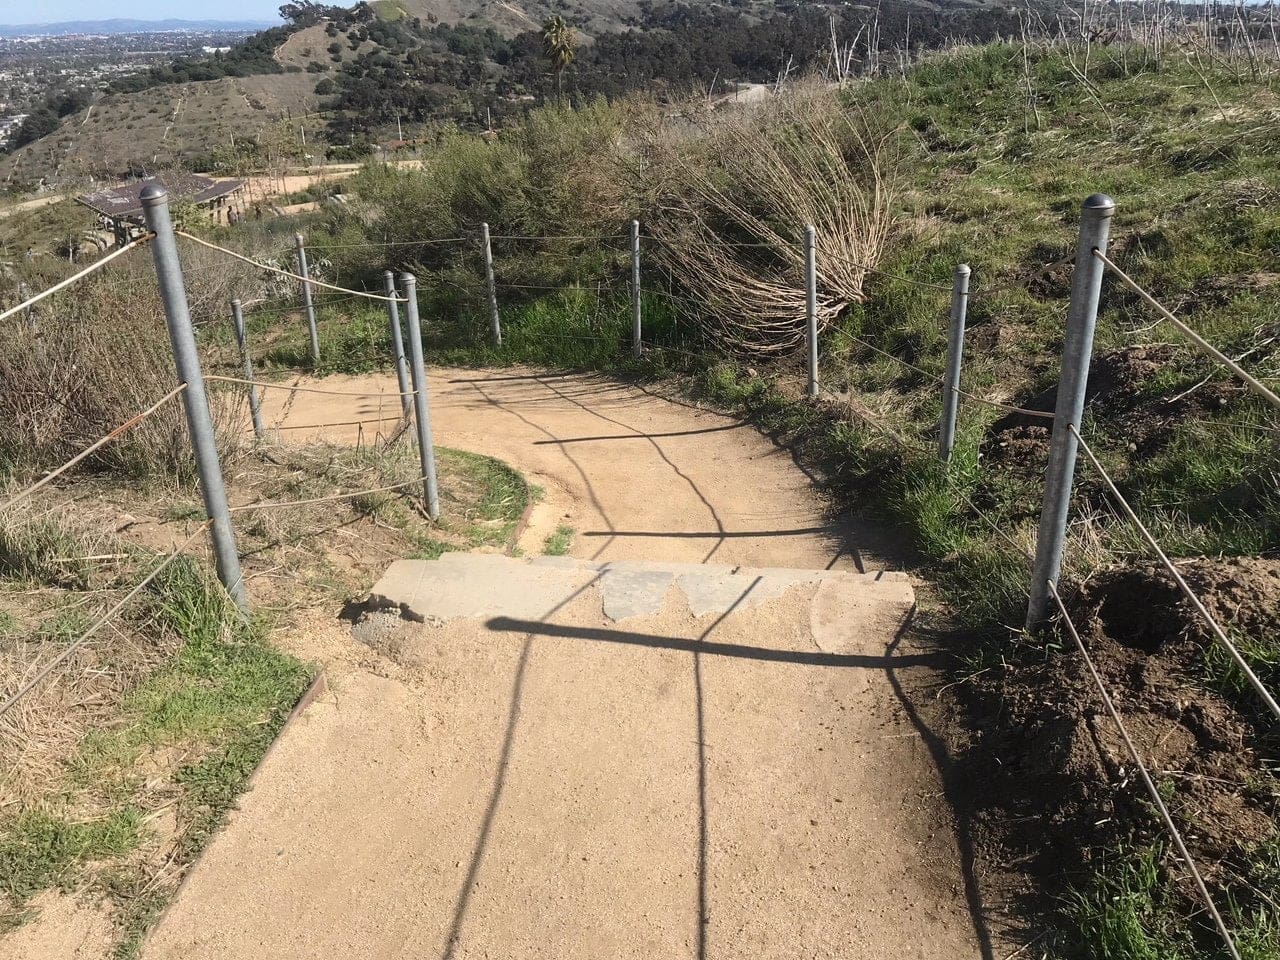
top-left (541, 15), bottom-right (577, 102)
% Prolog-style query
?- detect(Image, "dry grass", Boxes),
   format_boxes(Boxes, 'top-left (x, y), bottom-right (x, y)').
top-left (0, 234), bottom-right (305, 485)
top-left (644, 81), bottom-right (899, 356)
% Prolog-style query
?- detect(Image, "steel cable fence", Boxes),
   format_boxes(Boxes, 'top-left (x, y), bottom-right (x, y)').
top-left (0, 384), bottom-right (189, 514)
top-left (0, 521), bottom-right (214, 721)
top-left (1046, 580), bottom-right (1245, 960)
top-left (0, 235), bottom-right (153, 323)
top-left (1069, 423), bottom-right (1280, 721)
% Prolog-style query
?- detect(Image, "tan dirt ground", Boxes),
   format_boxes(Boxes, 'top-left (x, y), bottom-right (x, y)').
top-left (249, 367), bottom-right (901, 572)
top-left (134, 368), bottom-right (1004, 959)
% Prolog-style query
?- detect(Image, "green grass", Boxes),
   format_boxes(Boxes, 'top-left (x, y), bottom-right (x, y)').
top-left (437, 447), bottom-right (530, 548)
top-left (0, 808), bottom-right (142, 904)
top-left (543, 525), bottom-right (574, 556)
top-left (1, 557), bottom-right (312, 943)
top-left (1067, 844), bottom-right (1280, 960)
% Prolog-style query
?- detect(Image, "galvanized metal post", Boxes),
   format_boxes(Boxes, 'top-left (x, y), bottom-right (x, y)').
top-left (631, 219), bottom-right (643, 359)
top-left (1026, 194), bottom-right (1116, 629)
top-left (383, 270), bottom-right (412, 421)
top-left (938, 263), bottom-right (972, 462)
top-left (481, 223), bottom-right (502, 346)
top-left (400, 273), bottom-right (441, 521)
top-left (141, 185), bottom-right (248, 613)
top-left (294, 232), bottom-right (320, 363)
top-left (230, 299), bottom-right (265, 441)
top-left (805, 224), bottom-right (819, 398)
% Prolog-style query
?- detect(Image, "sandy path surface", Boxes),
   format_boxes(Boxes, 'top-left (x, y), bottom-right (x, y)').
top-left (252, 368), bottom-right (900, 571)
top-left (136, 367), bottom-right (996, 960)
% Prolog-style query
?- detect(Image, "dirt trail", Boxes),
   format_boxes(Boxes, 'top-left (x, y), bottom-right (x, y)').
top-left (138, 368), bottom-right (998, 959)
top-left (253, 368), bottom-right (899, 571)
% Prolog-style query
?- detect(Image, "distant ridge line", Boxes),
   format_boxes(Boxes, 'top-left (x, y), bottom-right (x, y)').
top-left (0, 19), bottom-right (276, 38)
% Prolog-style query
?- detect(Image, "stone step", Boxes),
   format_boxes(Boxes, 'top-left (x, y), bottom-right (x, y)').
top-left (366, 553), bottom-right (913, 627)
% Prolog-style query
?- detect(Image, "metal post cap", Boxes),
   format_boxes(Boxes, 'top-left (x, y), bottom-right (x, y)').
top-left (139, 184), bottom-right (168, 205)
top-left (955, 263), bottom-right (971, 276)
top-left (1082, 193), bottom-right (1116, 213)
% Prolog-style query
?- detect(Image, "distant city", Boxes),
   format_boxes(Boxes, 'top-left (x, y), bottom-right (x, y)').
top-left (0, 26), bottom-right (260, 149)
top-left (0, 20), bottom-right (275, 38)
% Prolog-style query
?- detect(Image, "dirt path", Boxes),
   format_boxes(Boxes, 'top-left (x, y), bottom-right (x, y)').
top-left (139, 368), bottom-right (998, 959)
top-left (253, 368), bottom-right (900, 571)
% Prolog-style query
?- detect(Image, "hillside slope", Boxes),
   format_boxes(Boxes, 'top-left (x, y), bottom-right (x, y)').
top-left (4, 73), bottom-right (320, 183)
top-left (385, 0), bottom-right (645, 35)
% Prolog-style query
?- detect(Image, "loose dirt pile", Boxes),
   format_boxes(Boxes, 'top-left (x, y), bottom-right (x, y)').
top-left (967, 558), bottom-right (1279, 904)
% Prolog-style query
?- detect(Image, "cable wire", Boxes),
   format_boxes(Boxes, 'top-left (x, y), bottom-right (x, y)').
top-left (205, 375), bottom-right (412, 399)
top-left (175, 231), bottom-right (405, 304)
top-left (0, 522), bottom-right (213, 720)
top-left (1071, 423), bottom-right (1280, 721)
top-left (273, 415), bottom-right (404, 431)
top-left (228, 475), bottom-right (429, 514)
top-left (1095, 251), bottom-right (1280, 413)
top-left (488, 233), bottom-right (625, 242)
top-left (1047, 580), bottom-right (1244, 960)
top-left (819, 248), bottom-right (954, 292)
top-left (954, 388), bottom-right (1056, 421)
top-left (832, 329), bottom-right (945, 385)
top-left (0, 384), bottom-right (188, 514)
top-left (0, 235), bottom-right (153, 323)
top-left (304, 237), bottom-right (466, 250)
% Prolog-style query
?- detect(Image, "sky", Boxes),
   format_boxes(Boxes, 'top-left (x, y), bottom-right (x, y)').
top-left (0, 0), bottom-right (281, 23)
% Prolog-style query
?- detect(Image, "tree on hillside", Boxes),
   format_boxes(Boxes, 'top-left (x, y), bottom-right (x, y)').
top-left (541, 15), bottom-right (577, 102)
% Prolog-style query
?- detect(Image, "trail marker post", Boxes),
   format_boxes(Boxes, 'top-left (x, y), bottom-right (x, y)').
top-left (383, 270), bottom-right (413, 421)
top-left (400, 273), bottom-right (441, 521)
top-left (805, 224), bottom-right (819, 398)
top-left (482, 223), bottom-right (502, 346)
top-left (230, 299), bottom-right (265, 441)
top-left (631, 219), bottom-right (643, 359)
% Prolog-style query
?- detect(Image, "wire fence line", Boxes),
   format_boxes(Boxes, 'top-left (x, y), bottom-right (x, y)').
top-left (0, 234), bottom-right (153, 324)
top-left (227, 474), bottom-right (432, 515)
top-left (1095, 250), bottom-right (1280, 412)
top-left (304, 236), bottom-right (467, 251)
top-left (831, 328), bottom-right (945, 385)
top-left (0, 521), bottom-right (214, 721)
top-left (175, 231), bottom-right (406, 304)
top-left (1046, 580), bottom-right (1245, 960)
top-left (0, 384), bottom-right (189, 514)
top-left (204, 374), bottom-right (413, 399)
top-left (955, 389), bottom-right (1056, 421)
top-left (1069, 423), bottom-right (1280, 722)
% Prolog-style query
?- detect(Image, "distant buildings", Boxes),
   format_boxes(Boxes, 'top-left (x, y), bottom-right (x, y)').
top-left (0, 114), bottom-right (27, 148)
top-left (77, 172), bottom-right (246, 243)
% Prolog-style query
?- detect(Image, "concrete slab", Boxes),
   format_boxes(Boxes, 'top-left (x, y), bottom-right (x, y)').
top-left (369, 555), bottom-right (915, 626)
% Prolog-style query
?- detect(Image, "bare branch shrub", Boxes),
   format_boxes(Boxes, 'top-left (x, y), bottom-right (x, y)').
top-left (643, 81), bottom-right (899, 356)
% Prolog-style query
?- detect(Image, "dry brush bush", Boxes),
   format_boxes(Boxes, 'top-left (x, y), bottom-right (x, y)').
top-left (642, 82), bottom-right (899, 356)
top-left (0, 268), bottom-right (244, 482)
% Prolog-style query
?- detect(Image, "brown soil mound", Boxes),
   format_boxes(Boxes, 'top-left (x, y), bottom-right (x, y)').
top-left (982, 344), bottom-right (1251, 474)
top-left (968, 558), bottom-right (1279, 899)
